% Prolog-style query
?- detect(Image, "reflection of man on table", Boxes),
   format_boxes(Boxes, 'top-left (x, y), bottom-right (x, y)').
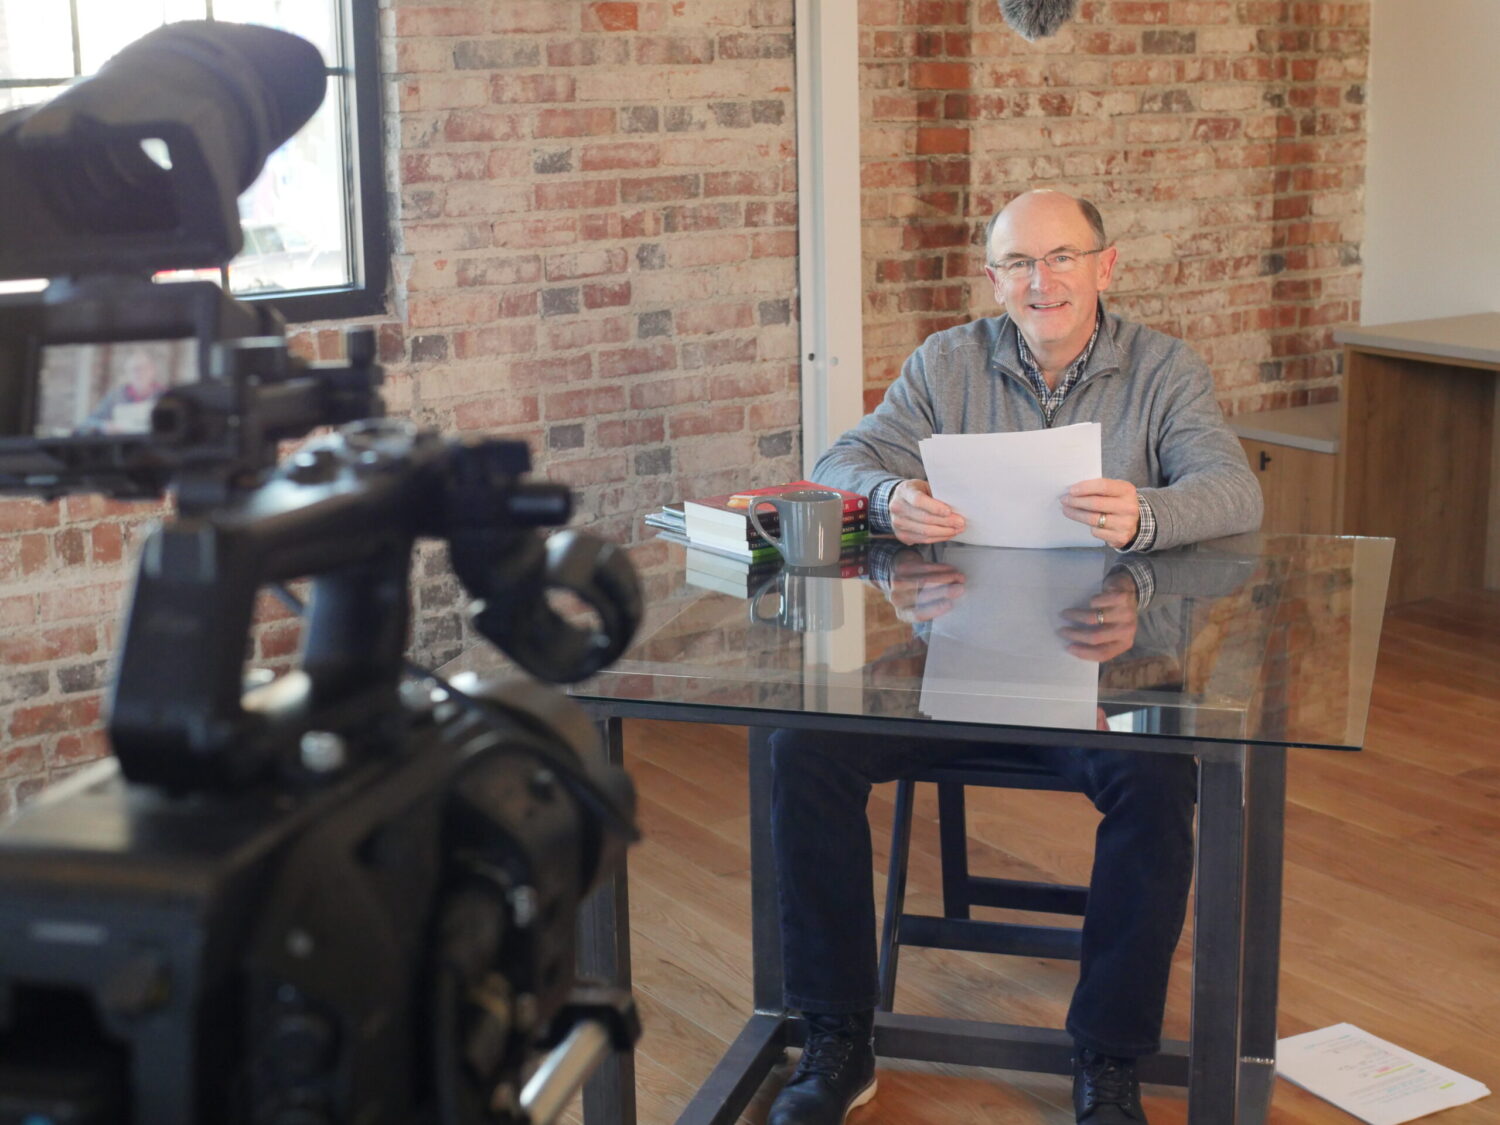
top-left (869, 547), bottom-right (1146, 724)
top-left (878, 545), bottom-right (1250, 716)
top-left (903, 545), bottom-right (1130, 730)
top-left (766, 190), bottom-right (1262, 1125)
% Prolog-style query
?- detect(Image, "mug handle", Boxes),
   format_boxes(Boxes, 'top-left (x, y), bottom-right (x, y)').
top-left (746, 498), bottom-right (783, 550)
top-left (749, 572), bottom-right (782, 621)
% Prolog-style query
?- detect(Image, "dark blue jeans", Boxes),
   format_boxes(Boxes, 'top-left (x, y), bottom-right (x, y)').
top-left (768, 728), bottom-right (1197, 1058)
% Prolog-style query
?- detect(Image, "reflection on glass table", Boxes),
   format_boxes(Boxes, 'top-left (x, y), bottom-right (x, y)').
top-left (441, 532), bottom-right (1395, 754)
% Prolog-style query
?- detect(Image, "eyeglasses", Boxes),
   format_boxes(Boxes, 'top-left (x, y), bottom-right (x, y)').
top-left (988, 248), bottom-right (1106, 280)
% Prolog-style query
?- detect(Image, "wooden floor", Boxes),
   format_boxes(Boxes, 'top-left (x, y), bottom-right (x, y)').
top-left (585, 591), bottom-right (1500, 1124)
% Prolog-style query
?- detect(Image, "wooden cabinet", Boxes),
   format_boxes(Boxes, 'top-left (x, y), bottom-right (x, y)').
top-left (1234, 314), bottom-right (1500, 603)
top-left (1335, 315), bottom-right (1500, 605)
top-left (1238, 438), bottom-right (1337, 534)
top-left (1230, 404), bottom-right (1340, 536)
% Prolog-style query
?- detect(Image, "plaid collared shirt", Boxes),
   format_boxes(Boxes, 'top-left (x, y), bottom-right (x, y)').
top-left (1015, 313), bottom-right (1102, 425)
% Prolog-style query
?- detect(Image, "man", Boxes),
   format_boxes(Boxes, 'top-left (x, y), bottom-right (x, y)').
top-left (81, 347), bottom-right (169, 435)
top-left (765, 190), bottom-right (1263, 1125)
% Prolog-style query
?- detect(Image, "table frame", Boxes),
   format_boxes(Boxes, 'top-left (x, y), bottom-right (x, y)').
top-left (576, 699), bottom-right (1291, 1125)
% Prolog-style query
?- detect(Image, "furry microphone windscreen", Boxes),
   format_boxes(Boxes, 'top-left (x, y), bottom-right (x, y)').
top-left (997, 0), bottom-right (1081, 40)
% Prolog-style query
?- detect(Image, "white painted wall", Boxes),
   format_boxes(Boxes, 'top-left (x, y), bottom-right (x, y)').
top-left (1362, 0), bottom-right (1500, 325)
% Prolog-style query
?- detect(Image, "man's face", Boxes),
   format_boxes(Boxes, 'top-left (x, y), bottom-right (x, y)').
top-left (123, 352), bottom-right (161, 393)
top-left (984, 193), bottom-right (1117, 361)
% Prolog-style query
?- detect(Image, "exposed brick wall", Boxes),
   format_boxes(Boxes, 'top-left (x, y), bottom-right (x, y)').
top-left (861, 0), bottom-right (1369, 417)
top-left (0, 495), bottom-right (155, 812)
top-left (382, 0), bottom-right (802, 666)
top-left (0, 0), bottom-right (800, 813)
top-left (861, 0), bottom-right (978, 412)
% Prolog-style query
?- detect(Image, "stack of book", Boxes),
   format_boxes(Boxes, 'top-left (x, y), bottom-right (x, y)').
top-left (646, 480), bottom-right (870, 560)
top-left (644, 480), bottom-right (873, 593)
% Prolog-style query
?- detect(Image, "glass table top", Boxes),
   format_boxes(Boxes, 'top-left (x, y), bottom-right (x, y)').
top-left (439, 533), bottom-right (1395, 752)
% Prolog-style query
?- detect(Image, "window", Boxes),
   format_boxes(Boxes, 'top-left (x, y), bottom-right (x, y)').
top-left (0, 0), bottom-right (387, 321)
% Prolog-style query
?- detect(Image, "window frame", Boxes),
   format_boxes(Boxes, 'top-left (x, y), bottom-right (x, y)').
top-left (265, 0), bottom-right (388, 323)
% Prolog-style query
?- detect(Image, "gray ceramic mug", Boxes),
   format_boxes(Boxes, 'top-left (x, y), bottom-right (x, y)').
top-left (749, 572), bottom-right (846, 632)
top-left (747, 489), bottom-right (844, 567)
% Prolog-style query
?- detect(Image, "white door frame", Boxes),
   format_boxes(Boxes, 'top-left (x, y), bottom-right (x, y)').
top-left (794, 0), bottom-right (864, 477)
top-left (795, 2), bottom-right (869, 673)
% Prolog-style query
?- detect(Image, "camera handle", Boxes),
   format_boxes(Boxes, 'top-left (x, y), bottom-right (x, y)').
top-left (519, 988), bottom-right (641, 1125)
top-left (109, 419), bottom-right (642, 793)
top-left (443, 438), bottom-right (641, 685)
top-left (109, 423), bottom-right (433, 790)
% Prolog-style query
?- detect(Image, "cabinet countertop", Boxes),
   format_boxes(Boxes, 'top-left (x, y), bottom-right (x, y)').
top-left (1334, 312), bottom-right (1500, 368)
top-left (1230, 402), bottom-right (1340, 455)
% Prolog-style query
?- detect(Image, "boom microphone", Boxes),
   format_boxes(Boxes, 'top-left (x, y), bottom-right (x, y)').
top-left (997, 0), bottom-right (1080, 40)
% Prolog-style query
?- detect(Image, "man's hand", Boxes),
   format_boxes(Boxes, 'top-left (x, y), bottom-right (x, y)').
top-left (884, 556), bottom-right (966, 624)
top-left (890, 479), bottom-right (966, 545)
top-left (1057, 570), bottom-right (1140, 663)
top-left (1061, 478), bottom-right (1140, 550)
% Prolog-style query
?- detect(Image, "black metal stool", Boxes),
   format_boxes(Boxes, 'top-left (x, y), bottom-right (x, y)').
top-left (876, 755), bottom-right (1090, 1011)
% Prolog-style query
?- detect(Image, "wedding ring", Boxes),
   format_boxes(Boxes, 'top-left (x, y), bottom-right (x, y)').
top-left (1096, 512), bottom-right (1107, 529)
top-left (1095, 609), bottom-right (1106, 625)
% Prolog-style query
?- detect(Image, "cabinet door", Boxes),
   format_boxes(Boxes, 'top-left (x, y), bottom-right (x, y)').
top-left (1240, 438), bottom-right (1337, 534)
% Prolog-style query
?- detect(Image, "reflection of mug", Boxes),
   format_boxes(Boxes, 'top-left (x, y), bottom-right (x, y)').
top-left (749, 572), bottom-right (846, 632)
top-left (747, 489), bottom-right (844, 567)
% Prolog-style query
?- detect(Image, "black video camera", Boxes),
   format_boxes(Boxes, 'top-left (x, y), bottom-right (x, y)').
top-left (0, 22), bottom-right (643, 1124)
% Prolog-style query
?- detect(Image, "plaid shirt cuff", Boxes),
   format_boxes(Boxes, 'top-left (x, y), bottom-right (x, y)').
top-left (868, 477), bottom-right (903, 535)
top-left (1123, 493), bottom-right (1156, 553)
top-left (1111, 558), bottom-right (1155, 613)
top-left (865, 539), bottom-right (911, 588)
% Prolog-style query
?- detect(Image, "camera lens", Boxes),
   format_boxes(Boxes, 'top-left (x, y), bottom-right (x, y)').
top-left (27, 21), bottom-right (323, 230)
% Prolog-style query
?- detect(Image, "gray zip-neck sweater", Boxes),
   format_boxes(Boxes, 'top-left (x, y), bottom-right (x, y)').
top-left (811, 310), bottom-right (1263, 552)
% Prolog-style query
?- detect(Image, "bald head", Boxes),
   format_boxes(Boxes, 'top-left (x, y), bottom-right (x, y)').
top-left (984, 190), bottom-right (1106, 264)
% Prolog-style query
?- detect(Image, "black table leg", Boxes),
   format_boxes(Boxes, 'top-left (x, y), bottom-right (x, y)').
top-left (1189, 750), bottom-right (1248, 1122)
top-left (581, 716), bottom-right (637, 1125)
top-left (672, 727), bottom-right (792, 1125)
top-left (1237, 746), bottom-right (1287, 1122)
top-left (748, 727), bottom-right (787, 1016)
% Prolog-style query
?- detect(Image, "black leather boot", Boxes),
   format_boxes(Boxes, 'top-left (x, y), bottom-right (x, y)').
top-left (1072, 1047), bottom-right (1148, 1123)
top-left (767, 1010), bottom-right (877, 1125)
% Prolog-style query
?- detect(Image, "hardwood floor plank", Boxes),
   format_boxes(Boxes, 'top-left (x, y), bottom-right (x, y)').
top-left (1285, 765), bottom-right (1500, 862)
top-left (1284, 812), bottom-right (1500, 933)
top-left (1289, 750), bottom-right (1500, 827)
top-left (1372, 647), bottom-right (1500, 703)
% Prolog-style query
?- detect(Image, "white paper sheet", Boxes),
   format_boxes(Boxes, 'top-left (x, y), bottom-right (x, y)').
top-left (919, 546), bottom-right (1104, 729)
top-left (1276, 1023), bottom-right (1490, 1125)
top-left (919, 423), bottom-right (1103, 549)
